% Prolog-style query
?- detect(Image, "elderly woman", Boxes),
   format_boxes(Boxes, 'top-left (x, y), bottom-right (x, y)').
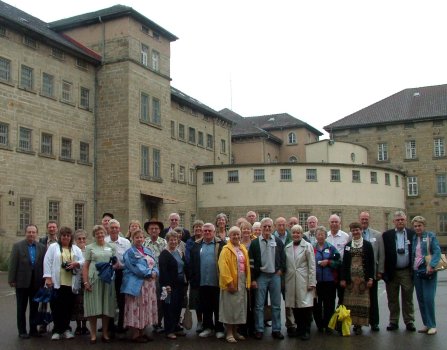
top-left (82, 225), bottom-right (117, 343)
top-left (313, 226), bottom-right (340, 333)
top-left (411, 216), bottom-right (441, 335)
top-left (340, 222), bottom-right (375, 335)
top-left (284, 224), bottom-right (316, 341)
top-left (252, 222), bottom-right (262, 237)
top-left (72, 229), bottom-right (89, 336)
top-left (159, 232), bottom-right (187, 339)
top-left (216, 213), bottom-right (229, 241)
top-left (240, 221), bottom-right (254, 249)
top-left (121, 229), bottom-right (158, 343)
top-left (125, 220), bottom-right (142, 241)
top-left (218, 226), bottom-right (251, 343)
top-left (43, 226), bottom-right (84, 340)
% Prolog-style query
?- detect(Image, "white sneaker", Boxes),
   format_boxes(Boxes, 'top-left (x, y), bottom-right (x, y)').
top-left (63, 330), bottom-right (74, 339)
top-left (215, 331), bottom-right (225, 339)
top-left (427, 328), bottom-right (437, 335)
top-left (199, 329), bottom-right (214, 338)
top-left (51, 333), bottom-right (61, 340)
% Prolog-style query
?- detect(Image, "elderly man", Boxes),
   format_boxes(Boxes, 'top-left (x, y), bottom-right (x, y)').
top-left (246, 211), bottom-right (258, 225)
top-left (161, 213), bottom-right (190, 242)
top-left (249, 217), bottom-right (286, 340)
top-left (189, 223), bottom-right (226, 339)
top-left (39, 220), bottom-right (58, 248)
top-left (287, 217), bottom-right (298, 231)
top-left (304, 216), bottom-right (319, 246)
top-left (381, 211), bottom-right (416, 332)
top-left (359, 211), bottom-right (384, 332)
top-left (101, 212), bottom-right (114, 235)
top-left (8, 224), bottom-right (45, 339)
top-left (105, 219), bottom-right (131, 333)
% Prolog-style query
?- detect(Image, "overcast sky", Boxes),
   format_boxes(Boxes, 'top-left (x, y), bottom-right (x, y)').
top-left (7, 0), bottom-right (447, 136)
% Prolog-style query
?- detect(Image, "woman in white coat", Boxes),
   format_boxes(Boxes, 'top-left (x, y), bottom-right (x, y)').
top-left (284, 224), bottom-right (316, 341)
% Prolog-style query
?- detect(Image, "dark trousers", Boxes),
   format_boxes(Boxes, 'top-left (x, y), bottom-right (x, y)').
top-left (114, 269), bottom-right (124, 329)
top-left (313, 281), bottom-right (337, 329)
top-left (199, 286), bottom-right (223, 332)
top-left (292, 307), bottom-right (313, 335)
top-left (369, 279), bottom-right (379, 326)
top-left (50, 285), bottom-right (75, 334)
top-left (16, 286), bottom-right (39, 335)
top-left (163, 285), bottom-right (183, 334)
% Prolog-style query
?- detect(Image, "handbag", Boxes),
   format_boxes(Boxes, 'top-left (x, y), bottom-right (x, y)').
top-left (35, 302), bottom-right (53, 326)
top-left (426, 236), bottom-right (447, 272)
top-left (182, 306), bottom-right (193, 330)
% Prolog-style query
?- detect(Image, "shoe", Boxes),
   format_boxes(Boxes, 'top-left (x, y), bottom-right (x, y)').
top-left (216, 331), bottom-right (225, 339)
top-left (89, 338), bottom-right (97, 344)
top-left (18, 333), bottom-right (30, 339)
top-left (75, 326), bottom-right (82, 335)
top-left (287, 327), bottom-right (297, 335)
top-left (175, 330), bottom-right (186, 336)
top-left (254, 332), bottom-right (263, 340)
top-left (406, 323), bottom-right (416, 332)
top-left (199, 328), bottom-right (214, 338)
top-left (234, 333), bottom-right (245, 341)
top-left (427, 328), bottom-right (437, 335)
top-left (166, 333), bottom-right (177, 340)
top-left (82, 327), bottom-right (90, 335)
top-left (418, 327), bottom-right (428, 333)
top-left (196, 322), bottom-right (204, 333)
top-left (101, 336), bottom-right (111, 343)
top-left (153, 325), bottom-right (165, 334)
top-left (300, 332), bottom-right (310, 341)
top-left (386, 323), bottom-right (398, 331)
top-left (353, 326), bottom-right (362, 335)
top-left (371, 325), bottom-right (380, 332)
top-left (51, 333), bottom-right (61, 340)
top-left (63, 330), bottom-right (75, 339)
top-left (226, 335), bottom-right (237, 343)
top-left (272, 331), bottom-right (284, 339)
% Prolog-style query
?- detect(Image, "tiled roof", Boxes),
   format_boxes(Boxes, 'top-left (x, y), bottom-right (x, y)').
top-left (247, 113), bottom-right (323, 136)
top-left (324, 84), bottom-right (447, 131)
top-left (0, 0), bottom-right (101, 63)
top-left (49, 4), bottom-right (178, 42)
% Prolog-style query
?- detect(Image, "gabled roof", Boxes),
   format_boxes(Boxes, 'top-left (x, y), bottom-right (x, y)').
top-left (247, 113), bottom-right (323, 136)
top-left (324, 84), bottom-right (447, 131)
top-left (49, 4), bottom-right (178, 42)
top-left (0, 0), bottom-right (101, 64)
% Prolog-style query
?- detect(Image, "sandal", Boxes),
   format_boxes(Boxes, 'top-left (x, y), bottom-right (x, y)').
top-left (226, 336), bottom-right (237, 343)
top-left (234, 333), bottom-right (245, 340)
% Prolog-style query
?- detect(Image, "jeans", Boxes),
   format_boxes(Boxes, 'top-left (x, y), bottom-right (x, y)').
top-left (414, 272), bottom-right (437, 328)
top-left (255, 273), bottom-right (281, 332)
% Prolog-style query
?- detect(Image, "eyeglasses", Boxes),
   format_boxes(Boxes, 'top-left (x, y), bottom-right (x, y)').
top-left (262, 225), bottom-right (272, 228)
top-left (76, 237), bottom-right (86, 240)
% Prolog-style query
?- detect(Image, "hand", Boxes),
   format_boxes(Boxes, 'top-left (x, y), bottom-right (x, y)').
top-left (340, 280), bottom-right (346, 288)
top-left (84, 282), bottom-right (92, 292)
top-left (69, 261), bottom-right (80, 269)
top-left (427, 265), bottom-right (434, 274)
top-left (151, 271), bottom-right (157, 279)
top-left (308, 286), bottom-right (316, 291)
top-left (227, 285), bottom-right (237, 294)
top-left (251, 281), bottom-right (257, 289)
top-left (376, 272), bottom-right (382, 280)
top-left (276, 270), bottom-right (283, 276)
top-left (9, 282), bottom-right (16, 288)
top-left (45, 277), bottom-right (53, 288)
top-left (320, 260), bottom-right (329, 267)
top-left (166, 286), bottom-right (172, 293)
top-left (367, 279), bottom-right (373, 288)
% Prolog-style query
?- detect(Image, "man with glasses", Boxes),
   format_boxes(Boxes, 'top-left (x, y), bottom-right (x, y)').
top-left (161, 213), bottom-right (190, 242)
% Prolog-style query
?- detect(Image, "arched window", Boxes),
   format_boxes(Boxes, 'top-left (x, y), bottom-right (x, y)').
top-left (289, 156), bottom-right (298, 163)
top-left (288, 132), bottom-right (297, 144)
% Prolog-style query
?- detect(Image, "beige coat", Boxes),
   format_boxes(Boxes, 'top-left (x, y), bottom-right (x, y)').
top-left (284, 239), bottom-right (316, 308)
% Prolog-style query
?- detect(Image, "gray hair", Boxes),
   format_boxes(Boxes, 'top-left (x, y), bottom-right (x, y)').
top-left (109, 219), bottom-right (120, 227)
top-left (411, 215), bottom-right (426, 226)
top-left (394, 210), bottom-right (407, 219)
top-left (291, 224), bottom-right (303, 233)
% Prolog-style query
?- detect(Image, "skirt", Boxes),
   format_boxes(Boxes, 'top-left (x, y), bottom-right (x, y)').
top-left (124, 279), bottom-right (158, 329)
top-left (219, 272), bottom-right (247, 324)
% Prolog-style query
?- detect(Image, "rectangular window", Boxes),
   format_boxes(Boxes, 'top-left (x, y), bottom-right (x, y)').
top-left (170, 121), bottom-right (176, 138)
top-left (203, 171), bottom-right (213, 184)
top-left (141, 25), bottom-right (150, 34)
top-left (188, 127), bottom-right (196, 144)
top-left (189, 168), bottom-right (196, 185)
top-left (198, 131), bottom-right (204, 146)
top-left (140, 93), bottom-right (149, 122)
top-left (151, 50), bottom-right (160, 71)
top-left (207, 134), bottom-right (213, 149)
top-left (61, 138), bottom-right (72, 159)
top-left (221, 139), bottom-right (226, 153)
top-left (254, 169), bottom-right (265, 182)
top-left (80, 142), bottom-right (89, 163)
top-left (40, 133), bottom-right (53, 155)
top-left (378, 143), bottom-right (388, 161)
top-left (48, 200), bottom-right (60, 224)
top-left (395, 175), bottom-right (400, 187)
top-left (0, 122), bottom-right (9, 146)
top-left (306, 169), bottom-right (317, 181)
top-left (42, 73), bottom-right (54, 97)
top-left (76, 58), bottom-right (87, 69)
top-left (228, 170), bottom-right (239, 183)
top-left (298, 212), bottom-right (310, 231)
top-left (178, 124), bottom-right (185, 140)
top-left (80, 87), bottom-right (90, 109)
top-left (405, 140), bottom-right (417, 159)
top-left (330, 169), bottom-right (341, 182)
top-left (280, 168), bottom-right (292, 181)
top-left (170, 164), bottom-right (176, 181)
top-left (23, 36), bottom-right (37, 49)
top-left (407, 176), bottom-right (418, 196)
top-left (152, 149), bottom-right (160, 178)
top-left (439, 213), bottom-right (447, 235)
top-left (20, 65), bottom-right (33, 90)
top-left (19, 198), bottom-right (32, 231)
top-left (179, 213), bottom-right (185, 227)
top-left (141, 44), bottom-right (148, 66)
top-left (51, 47), bottom-right (64, 59)
top-left (352, 170), bottom-right (361, 182)
top-left (370, 171), bottom-right (378, 184)
top-left (259, 212), bottom-right (270, 220)
top-left (152, 97), bottom-right (161, 124)
top-left (0, 57), bottom-right (11, 82)
top-left (436, 174), bottom-right (447, 195)
top-left (385, 173), bottom-right (391, 186)
top-left (74, 203), bottom-right (85, 230)
top-left (19, 127), bottom-right (32, 151)
top-left (179, 166), bottom-right (185, 182)
top-left (141, 145), bottom-right (149, 177)
top-left (434, 138), bottom-right (445, 157)
top-left (61, 80), bottom-right (72, 102)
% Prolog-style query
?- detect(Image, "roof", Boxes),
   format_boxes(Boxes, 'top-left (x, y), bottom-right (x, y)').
top-left (0, 0), bottom-right (101, 63)
top-left (324, 84), bottom-right (447, 131)
top-left (247, 113), bottom-right (324, 136)
top-left (49, 4), bottom-right (178, 42)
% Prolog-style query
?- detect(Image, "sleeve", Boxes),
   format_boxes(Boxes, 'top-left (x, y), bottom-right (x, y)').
top-left (158, 250), bottom-right (169, 287)
top-left (428, 233), bottom-right (442, 268)
top-left (218, 248), bottom-right (233, 290)
top-left (43, 244), bottom-right (56, 278)
top-left (307, 244), bottom-right (317, 287)
top-left (8, 243), bottom-right (19, 284)
top-left (123, 248), bottom-right (150, 279)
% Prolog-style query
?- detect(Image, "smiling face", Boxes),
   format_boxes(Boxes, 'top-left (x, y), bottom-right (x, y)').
top-left (359, 212), bottom-right (370, 230)
top-left (60, 232), bottom-right (72, 248)
top-left (413, 221), bottom-right (425, 235)
top-left (275, 217), bottom-right (287, 235)
top-left (167, 235), bottom-right (178, 250)
top-left (148, 224), bottom-right (160, 241)
top-left (133, 232), bottom-right (145, 247)
top-left (351, 227), bottom-right (362, 240)
top-left (75, 234), bottom-right (87, 249)
top-left (229, 228), bottom-right (241, 246)
top-left (193, 225), bottom-right (203, 240)
top-left (202, 224), bottom-right (215, 243)
top-left (94, 227), bottom-right (106, 244)
top-left (261, 219), bottom-right (273, 239)
top-left (292, 229), bottom-right (303, 242)
top-left (316, 230), bottom-right (326, 244)
top-left (25, 225), bottom-right (38, 244)
top-left (47, 222), bottom-right (58, 237)
top-left (109, 222), bottom-right (120, 241)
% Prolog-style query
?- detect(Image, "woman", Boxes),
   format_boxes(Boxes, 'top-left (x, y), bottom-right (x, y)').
top-left (72, 229), bottom-right (89, 336)
top-left (252, 222), bottom-right (262, 237)
top-left (240, 221), bottom-right (254, 249)
top-left (313, 226), bottom-right (340, 333)
top-left (121, 229), bottom-right (158, 342)
top-left (159, 232), bottom-right (187, 339)
top-left (215, 213), bottom-right (229, 241)
top-left (340, 222), bottom-right (374, 335)
top-left (82, 225), bottom-right (117, 343)
top-left (411, 216), bottom-right (441, 335)
top-left (125, 220), bottom-right (142, 241)
top-left (43, 226), bottom-right (84, 340)
top-left (284, 224), bottom-right (316, 341)
top-left (218, 226), bottom-right (251, 343)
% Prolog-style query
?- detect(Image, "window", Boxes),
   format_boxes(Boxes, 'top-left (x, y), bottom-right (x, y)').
top-left (259, 212), bottom-right (270, 220)
top-left (141, 44), bottom-right (148, 66)
top-left (42, 73), bottom-right (54, 97)
top-left (254, 169), bottom-right (265, 182)
top-left (203, 171), bottom-right (213, 184)
top-left (48, 200), bottom-right (60, 224)
top-left (407, 176), bottom-right (418, 196)
top-left (19, 198), bottom-right (32, 231)
top-left (0, 57), bottom-right (11, 82)
top-left (141, 25), bottom-right (150, 34)
top-left (152, 149), bottom-right (160, 178)
top-left (228, 170), bottom-right (239, 183)
top-left (330, 169), bottom-right (341, 182)
top-left (140, 93), bottom-right (149, 122)
top-left (351, 153), bottom-right (356, 162)
top-left (395, 175), bottom-right (400, 187)
top-left (40, 133), bottom-right (53, 155)
top-left (289, 156), bottom-right (298, 163)
top-left (152, 97), bottom-right (160, 124)
top-left (306, 169), bottom-right (317, 181)
top-left (80, 87), bottom-right (90, 109)
top-left (221, 139), bottom-right (226, 153)
top-left (436, 174), bottom-right (447, 195)
top-left (19, 127), bottom-right (32, 151)
top-left (352, 170), bottom-right (361, 182)
top-left (151, 50), bottom-right (160, 71)
top-left (370, 171), bottom-right (378, 184)
top-left (179, 166), bottom-right (185, 182)
top-left (179, 213), bottom-right (185, 226)
top-left (0, 25), bottom-right (5, 36)
top-left (385, 173), bottom-right (391, 186)
top-left (74, 203), bottom-right (85, 230)
top-left (198, 131), bottom-right (204, 146)
top-left (298, 212), bottom-right (310, 231)
top-left (152, 31), bottom-right (160, 40)
top-left (378, 143), bottom-right (388, 161)
top-left (0, 123), bottom-right (9, 146)
top-left (170, 164), bottom-right (176, 181)
top-left (23, 36), bottom-right (37, 49)
top-left (141, 145), bottom-right (149, 177)
top-left (288, 132), bottom-right (297, 144)
top-left (76, 58), bottom-right (87, 69)
top-left (178, 124), bottom-right (185, 140)
top-left (280, 168), bottom-right (292, 181)
top-left (434, 138), bottom-right (445, 157)
top-left (80, 142), bottom-right (89, 163)
top-left (206, 134), bottom-right (213, 149)
top-left (61, 81), bottom-right (72, 102)
top-left (61, 138), bottom-right (72, 159)
top-left (20, 65), bottom-right (33, 90)
top-left (51, 47), bottom-right (64, 59)
top-left (405, 140), bottom-right (417, 159)
top-left (438, 213), bottom-right (447, 235)
top-left (188, 127), bottom-right (196, 144)
top-left (170, 121), bottom-right (176, 138)
top-left (189, 168), bottom-right (196, 185)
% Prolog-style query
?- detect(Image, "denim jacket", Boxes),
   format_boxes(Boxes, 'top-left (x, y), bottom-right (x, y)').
top-left (121, 246), bottom-right (159, 296)
top-left (412, 231), bottom-right (441, 272)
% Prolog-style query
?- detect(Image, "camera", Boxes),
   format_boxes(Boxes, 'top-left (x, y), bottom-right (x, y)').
top-left (61, 261), bottom-right (72, 271)
top-left (397, 248), bottom-right (405, 255)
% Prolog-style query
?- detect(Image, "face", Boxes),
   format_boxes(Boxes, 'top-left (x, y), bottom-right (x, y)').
top-left (241, 226), bottom-right (251, 240)
top-left (95, 228), bottom-right (106, 244)
top-left (261, 220), bottom-right (273, 239)
top-left (359, 213), bottom-right (369, 230)
top-left (25, 225), bottom-right (38, 243)
top-left (129, 223), bottom-right (140, 233)
top-left (169, 215), bottom-right (179, 228)
top-left (167, 235), bottom-right (178, 250)
top-left (75, 235), bottom-right (87, 249)
top-left (202, 225), bottom-right (214, 242)
top-left (393, 215), bottom-right (407, 231)
top-left (316, 231), bottom-right (326, 244)
top-left (216, 216), bottom-right (226, 228)
top-left (292, 229), bottom-right (303, 242)
top-left (288, 217), bottom-right (298, 228)
top-left (229, 230), bottom-right (241, 246)
top-left (60, 233), bottom-right (72, 248)
top-left (47, 223), bottom-right (58, 236)
top-left (413, 221), bottom-right (425, 235)
top-left (253, 226), bottom-right (261, 237)
top-left (102, 216), bottom-right (112, 230)
top-left (275, 218), bottom-right (287, 234)
top-left (246, 211), bottom-right (257, 224)
top-left (148, 224), bottom-right (160, 241)
top-left (133, 233), bottom-right (145, 247)
top-left (193, 225), bottom-right (203, 240)
top-left (109, 223), bottom-right (120, 239)
top-left (307, 218), bottom-right (318, 230)
top-left (329, 217), bottom-right (340, 232)
top-left (351, 227), bottom-right (362, 240)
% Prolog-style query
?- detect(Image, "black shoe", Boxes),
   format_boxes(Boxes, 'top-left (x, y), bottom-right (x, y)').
top-left (300, 332), bottom-right (310, 341)
top-left (371, 324), bottom-right (380, 332)
top-left (406, 323), bottom-right (416, 332)
top-left (325, 328), bottom-right (333, 335)
top-left (272, 331), bottom-right (284, 340)
top-left (29, 331), bottom-right (42, 338)
top-left (287, 327), bottom-right (297, 336)
top-left (353, 326), bottom-right (362, 335)
top-left (18, 333), bottom-right (30, 339)
top-left (254, 332), bottom-right (263, 340)
top-left (386, 323), bottom-right (398, 331)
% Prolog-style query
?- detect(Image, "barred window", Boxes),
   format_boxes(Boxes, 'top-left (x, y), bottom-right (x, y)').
top-left (0, 57), bottom-right (11, 82)
top-left (41, 133), bottom-right (53, 155)
top-left (306, 169), bottom-right (317, 181)
top-left (152, 97), bottom-right (161, 124)
top-left (19, 127), bottom-right (32, 151)
top-left (228, 170), bottom-right (239, 183)
top-left (280, 168), bottom-right (292, 181)
top-left (80, 142), bottom-right (89, 163)
top-left (370, 171), bottom-right (378, 184)
top-left (0, 122), bottom-right (9, 146)
top-left (434, 138), bottom-right (445, 157)
top-left (20, 65), bottom-right (33, 90)
top-left (61, 138), bottom-right (72, 159)
top-left (352, 170), bottom-right (361, 182)
top-left (48, 200), bottom-right (60, 224)
top-left (203, 171), bottom-right (213, 184)
top-left (140, 93), bottom-right (149, 122)
top-left (42, 73), bottom-right (54, 97)
top-left (80, 87), bottom-right (90, 109)
top-left (19, 198), bottom-right (32, 231)
top-left (330, 169), bottom-right (340, 182)
top-left (62, 81), bottom-right (72, 102)
top-left (253, 169), bottom-right (265, 182)
top-left (407, 176), bottom-right (418, 196)
top-left (74, 203), bottom-right (85, 230)
top-left (152, 149), bottom-right (160, 178)
top-left (141, 145), bottom-right (149, 177)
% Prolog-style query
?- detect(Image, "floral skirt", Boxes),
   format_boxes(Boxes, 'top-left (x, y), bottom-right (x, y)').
top-left (124, 279), bottom-right (158, 330)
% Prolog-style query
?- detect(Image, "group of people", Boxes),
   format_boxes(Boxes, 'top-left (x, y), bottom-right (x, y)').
top-left (7, 209), bottom-right (442, 344)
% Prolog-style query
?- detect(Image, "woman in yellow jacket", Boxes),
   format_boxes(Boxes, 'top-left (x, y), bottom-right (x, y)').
top-left (218, 226), bottom-right (251, 343)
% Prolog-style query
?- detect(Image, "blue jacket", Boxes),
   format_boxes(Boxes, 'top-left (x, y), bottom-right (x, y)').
top-left (121, 246), bottom-right (159, 297)
top-left (314, 242), bottom-right (340, 282)
top-left (412, 231), bottom-right (441, 272)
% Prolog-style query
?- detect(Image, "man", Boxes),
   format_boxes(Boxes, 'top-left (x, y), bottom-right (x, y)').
top-left (304, 216), bottom-right (319, 246)
top-left (246, 211), bottom-right (258, 225)
top-left (8, 224), bottom-right (45, 339)
top-left (287, 217), bottom-right (298, 232)
top-left (105, 219), bottom-right (131, 333)
top-left (101, 212), bottom-right (114, 235)
top-left (359, 211), bottom-right (384, 332)
top-left (189, 223), bottom-right (226, 339)
top-left (381, 210), bottom-right (416, 332)
top-left (273, 217), bottom-right (292, 246)
top-left (249, 217), bottom-right (286, 340)
top-left (39, 220), bottom-right (58, 248)
top-left (161, 213), bottom-right (190, 242)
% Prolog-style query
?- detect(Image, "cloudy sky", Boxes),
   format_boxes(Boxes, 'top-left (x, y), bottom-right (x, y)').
top-left (7, 0), bottom-right (447, 136)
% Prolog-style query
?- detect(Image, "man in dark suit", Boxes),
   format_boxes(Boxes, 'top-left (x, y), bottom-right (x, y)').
top-left (38, 220), bottom-right (58, 248)
top-left (161, 212), bottom-right (190, 242)
top-left (380, 210), bottom-right (416, 332)
top-left (8, 224), bottom-right (46, 339)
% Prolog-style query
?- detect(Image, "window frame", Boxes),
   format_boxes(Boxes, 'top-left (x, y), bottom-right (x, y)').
top-left (405, 140), bottom-right (417, 159)
top-left (20, 65), bottom-right (33, 90)
top-left (407, 176), bottom-right (418, 196)
top-left (288, 132), bottom-right (297, 144)
top-left (141, 145), bottom-right (150, 177)
top-left (61, 80), bottom-right (73, 103)
top-left (0, 57), bottom-right (11, 83)
top-left (74, 203), bottom-right (85, 230)
top-left (19, 197), bottom-right (32, 232)
top-left (0, 122), bottom-right (9, 147)
top-left (352, 170), bottom-right (361, 183)
top-left (436, 174), bottom-right (447, 195)
top-left (203, 171), bottom-right (213, 184)
top-left (40, 133), bottom-right (53, 156)
top-left (434, 138), bottom-right (445, 158)
top-left (378, 143), bottom-right (388, 161)
top-left (60, 137), bottom-right (72, 160)
top-left (152, 148), bottom-right (161, 179)
top-left (141, 44), bottom-right (149, 66)
top-left (253, 169), bottom-right (265, 182)
top-left (280, 168), bottom-right (292, 181)
top-left (306, 168), bottom-right (317, 181)
top-left (80, 142), bottom-right (90, 164)
top-left (330, 169), bottom-right (341, 182)
top-left (80, 87), bottom-right (90, 109)
top-left (18, 127), bottom-right (32, 152)
top-left (228, 170), bottom-right (239, 183)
